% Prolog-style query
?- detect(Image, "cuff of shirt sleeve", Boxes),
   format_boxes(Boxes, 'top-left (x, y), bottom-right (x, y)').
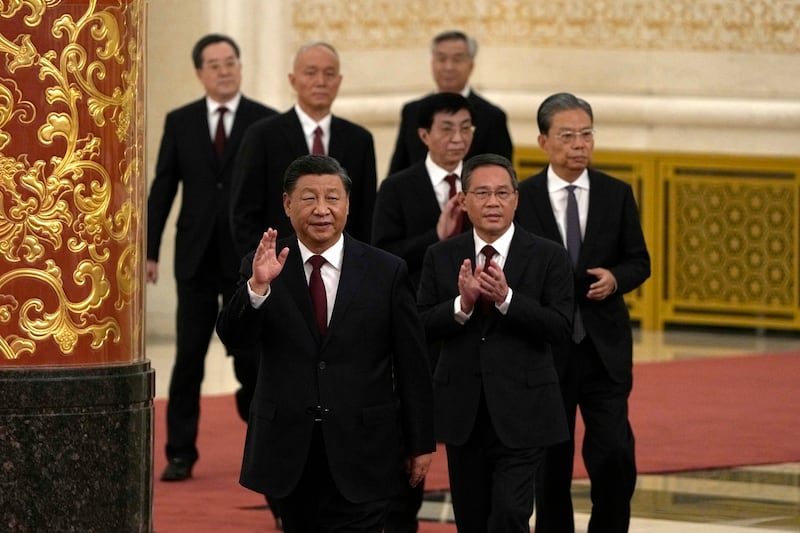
top-left (247, 280), bottom-right (270, 308)
top-left (453, 295), bottom-right (471, 324)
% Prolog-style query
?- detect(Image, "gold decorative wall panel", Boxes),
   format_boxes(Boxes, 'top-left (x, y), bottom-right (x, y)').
top-left (291, 0), bottom-right (800, 54)
top-left (661, 157), bottom-right (798, 328)
top-left (0, 0), bottom-right (144, 365)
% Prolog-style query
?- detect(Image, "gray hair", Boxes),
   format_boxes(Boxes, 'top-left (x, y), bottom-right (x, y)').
top-left (537, 92), bottom-right (594, 134)
top-left (431, 30), bottom-right (478, 58)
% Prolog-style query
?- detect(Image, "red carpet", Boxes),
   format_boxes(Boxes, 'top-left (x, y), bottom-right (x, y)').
top-left (153, 352), bottom-right (800, 532)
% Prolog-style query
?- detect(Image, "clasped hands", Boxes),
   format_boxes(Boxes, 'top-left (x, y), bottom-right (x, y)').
top-left (458, 257), bottom-right (508, 314)
top-left (249, 229), bottom-right (290, 296)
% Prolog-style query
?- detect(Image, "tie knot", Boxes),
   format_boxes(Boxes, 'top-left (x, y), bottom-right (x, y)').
top-left (308, 255), bottom-right (326, 270)
top-left (313, 125), bottom-right (323, 137)
top-left (480, 245), bottom-right (497, 264)
top-left (445, 173), bottom-right (458, 187)
top-left (566, 184), bottom-right (577, 194)
top-left (217, 106), bottom-right (228, 117)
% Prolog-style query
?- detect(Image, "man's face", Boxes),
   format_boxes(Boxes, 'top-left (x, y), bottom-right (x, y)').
top-left (431, 38), bottom-right (474, 93)
top-left (538, 108), bottom-right (594, 181)
top-left (196, 41), bottom-right (241, 103)
top-left (418, 108), bottom-right (474, 171)
top-left (283, 173), bottom-right (349, 253)
top-left (462, 164), bottom-right (518, 242)
top-left (289, 45), bottom-right (342, 117)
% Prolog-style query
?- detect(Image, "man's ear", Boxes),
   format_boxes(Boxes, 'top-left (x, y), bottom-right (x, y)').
top-left (283, 192), bottom-right (291, 217)
top-left (418, 127), bottom-right (430, 146)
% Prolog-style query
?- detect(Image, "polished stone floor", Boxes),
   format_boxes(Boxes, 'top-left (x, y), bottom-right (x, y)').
top-left (146, 326), bottom-right (800, 532)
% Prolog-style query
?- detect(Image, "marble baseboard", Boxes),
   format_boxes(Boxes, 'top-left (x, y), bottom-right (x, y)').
top-left (0, 361), bottom-right (155, 533)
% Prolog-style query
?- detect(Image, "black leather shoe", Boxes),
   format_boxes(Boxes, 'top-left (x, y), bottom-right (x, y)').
top-left (160, 458), bottom-right (194, 481)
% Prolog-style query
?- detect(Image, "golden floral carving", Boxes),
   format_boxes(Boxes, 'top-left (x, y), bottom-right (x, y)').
top-left (291, 0), bottom-right (800, 54)
top-left (0, 0), bottom-right (142, 363)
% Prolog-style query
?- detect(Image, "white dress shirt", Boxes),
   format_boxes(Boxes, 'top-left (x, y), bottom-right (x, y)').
top-left (206, 93), bottom-right (241, 140)
top-left (295, 104), bottom-right (332, 155)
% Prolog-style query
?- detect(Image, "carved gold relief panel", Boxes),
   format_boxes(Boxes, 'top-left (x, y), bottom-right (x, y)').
top-left (291, 0), bottom-right (799, 54)
top-left (0, 0), bottom-right (144, 365)
top-left (669, 168), bottom-right (798, 316)
top-left (665, 164), bottom-right (797, 318)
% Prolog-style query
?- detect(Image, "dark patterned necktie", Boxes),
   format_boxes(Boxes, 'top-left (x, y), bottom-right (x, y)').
top-left (214, 106), bottom-right (228, 158)
top-left (312, 126), bottom-right (325, 155)
top-left (565, 185), bottom-right (581, 266)
top-left (445, 173), bottom-right (463, 237)
top-left (480, 245), bottom-right (498, 314)
top-left (308, 255), bottom-right (327, 334)
top-left (565, 185), bottom-right (586, 343)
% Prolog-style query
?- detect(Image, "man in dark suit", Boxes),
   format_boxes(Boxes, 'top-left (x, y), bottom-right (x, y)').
top-left (217, 155), bottom-right (435, 533)
top-left (372, 92), bottom-right (473, 532)
top-left (417, 153), bottom-right (573, 532)
top-left (146, 34), bottom-right (277, 483)
top-left (387, 30), bottom-right (512, 175)
top-left (230, 41), bottom-right (377, 258)
top-left (516, 93), bottom-right (651, 533)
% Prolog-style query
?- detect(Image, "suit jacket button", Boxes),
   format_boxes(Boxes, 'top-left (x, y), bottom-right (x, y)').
top-left (216, 182), bottom-right (223, 189)
top-left (318, 361), bottom-right (327, 370)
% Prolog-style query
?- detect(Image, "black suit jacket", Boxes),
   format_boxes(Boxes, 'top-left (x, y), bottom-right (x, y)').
top-left (388, 90), bottom-right (513, 174)
top-left (230, 109), bottom-right (377, 257)
top-left (147, 96), bottom-right (277, 281)
top-left (216, 235), bottom-right (435, 503)
top-left (371, 160), bottom-right (470, 288)
top-left (516, 168), bottom-right (651, 383)
top-left (416, 228), bottom-right (572, 449)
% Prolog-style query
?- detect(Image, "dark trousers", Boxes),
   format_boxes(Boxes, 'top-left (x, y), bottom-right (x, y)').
top-left (383, 481), bottom-right (423, 533)
top-left (534, 337), bottom-right (636, 533)
top-left (277, 425), bottom-right (390, 532)
top-left (165, 259), bottom-right (257, 462)
top-left (446, 395), bottom-right (542, 533)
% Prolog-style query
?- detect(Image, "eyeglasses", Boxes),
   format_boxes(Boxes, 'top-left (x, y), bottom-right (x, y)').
top-left (465, 188), bottom-right (516, 202)
top-left (554, 129), bottom-right (594, 144)
top-left (434, 124), bottom-right (476, 138)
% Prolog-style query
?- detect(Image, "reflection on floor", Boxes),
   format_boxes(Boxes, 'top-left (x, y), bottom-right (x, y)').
top-left (146, 326), bottom-right (800, 532)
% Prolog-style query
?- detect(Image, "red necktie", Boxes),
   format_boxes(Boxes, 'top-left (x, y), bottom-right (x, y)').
top-left (308, 255), bottom-right (327, 334)
top-left (214, 106), bottom-right (228, 158)
top-left (444, 173), bottom-right (463, 237)
top-left (480, 245), bottom-right (498, 314)
top-left (311, 126), bottom-right (325, 155)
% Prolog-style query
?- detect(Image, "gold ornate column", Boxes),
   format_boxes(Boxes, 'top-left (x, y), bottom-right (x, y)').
top-left (0, 1), bottom-right (152, 531)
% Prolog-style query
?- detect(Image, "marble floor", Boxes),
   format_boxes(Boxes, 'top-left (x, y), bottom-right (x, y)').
top-left (146, 326), bottom-right (800, 532)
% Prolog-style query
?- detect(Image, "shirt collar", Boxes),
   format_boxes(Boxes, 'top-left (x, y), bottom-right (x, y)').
top-left (546, 166), bottom-right (590, 192)
top-left (425, 154), bottom-right (463, 190)
top-left (294, 104), bottom-right (332, 138)
top-left (473, 223), bottom-right (515, 260)
top-left (206, 93), bottom-right (241, 115)
top-left (297, 234), bottom-right (345, 271)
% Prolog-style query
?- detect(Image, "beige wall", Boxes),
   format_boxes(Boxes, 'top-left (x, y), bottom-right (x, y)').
top-left (145, 0), bottom-right (800, 338)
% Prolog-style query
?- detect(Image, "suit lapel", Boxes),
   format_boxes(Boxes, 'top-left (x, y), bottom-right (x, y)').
top-left (531, 172), bottom-right (562, 242)
top-left (413, 162), bottom-right (444, 217)
top-left (502, 228), bottom-right (533, 292)
top-left (285, 109), bottom-right (311, 156)
top-left (328, 236), bottom-right (366, 334)
top-left (581, 169), bottom-right (606, 260)
top-left (328, 116), bottom-right (345, 159)
top-left (221, 97), bottom-right (251, 169)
